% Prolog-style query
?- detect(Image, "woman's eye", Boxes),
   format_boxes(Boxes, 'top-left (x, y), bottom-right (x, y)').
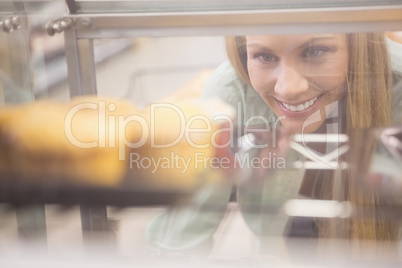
top-left (256, 53), bottom-right (277, 63)
top-left (303, 47), bottom-right (330, 58)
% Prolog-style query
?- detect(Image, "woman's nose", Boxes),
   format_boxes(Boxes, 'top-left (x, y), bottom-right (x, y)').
top-left (273, 63), bottom-right (309, 99)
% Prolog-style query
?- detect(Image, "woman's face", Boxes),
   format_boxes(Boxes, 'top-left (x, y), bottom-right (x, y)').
top-left (246, 34), bottom-right (349, 133)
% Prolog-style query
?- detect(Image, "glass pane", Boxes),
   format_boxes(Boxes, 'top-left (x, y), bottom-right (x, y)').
top-left (0, 1), bottom-right (69, 104)
top-left (0, 13), bottom-right (34, 104)
top-left (1, 2), bottom-right (402, 266)
top-left (25, 1), bottom-right (70, 100)
top-left (92, 37), bottom-right (226, 108)
top-left (71, 0), bottom-right (402, 14)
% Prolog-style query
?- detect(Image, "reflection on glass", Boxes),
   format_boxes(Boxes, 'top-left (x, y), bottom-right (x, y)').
top-left (0, 19), bottom-right (34, 104)
top-left (199, 31), bottom-right (402, 259)
top-left (94, 37), bottom-right (226, 107)
top-left (70, 0), bottom-right (402, 14)
top-left (366, 126), bottom-right (402, 197)
top-left (1, 20), bottom-right (402, 263)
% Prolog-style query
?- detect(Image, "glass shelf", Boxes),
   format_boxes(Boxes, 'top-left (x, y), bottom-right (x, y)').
top-left (67, 0), bottom-right (402, 14)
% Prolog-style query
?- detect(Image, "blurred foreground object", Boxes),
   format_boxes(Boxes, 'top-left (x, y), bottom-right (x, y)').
top-left (0, 96), bottom-right (138, 186)
top-left (365, 126), bottom-right (402, 198)
top-left (128, 97), bottom-right (236, 191)
top-left (0, 94), bottom-right (235, 193)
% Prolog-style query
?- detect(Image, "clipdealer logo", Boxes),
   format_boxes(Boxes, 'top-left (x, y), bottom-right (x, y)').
top-left (63, 101), bottom-right (288, 171)
top-left (63, 100), bottom-right (350, 172)
top-left (64, 101), bottom-right (239, 160)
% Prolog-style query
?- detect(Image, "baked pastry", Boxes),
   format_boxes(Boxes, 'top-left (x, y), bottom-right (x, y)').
top-left (128, 97), bottom-right (236, 191)
top-left (0, 96), bottom-right (139, 186)
top-left (0, 94), bottom-right (236, 191)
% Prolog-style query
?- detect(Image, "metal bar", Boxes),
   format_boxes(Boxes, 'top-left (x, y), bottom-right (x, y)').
top-left (60, 5), bottom-right (402, 38)
top-left (72, 0), bottom-right (402, 14)
top-left (76, 21), bottom-right (402, 39)
top-left (77, 38), bottom-right (97, 95)
top-left (7, 16), bottom-right (31, 89)
top-left (80, 205), bottom-right (111, 250)
top-left (75, 6), bottom-right (402, 28)
top-left (64, 29), bottom-right (83, 96)
top-left (80, 205), bottom-right (108, 232)
top-left (0, 3), bottom-right (16, 14)
top-left (64, 30), bottom-right (97, 96)
top-left (65, 0), bottom-right (78, 14)
top-left (16, 205), bottom-right (47, 247)
top-left (4, 15), bottom-right (34, 103)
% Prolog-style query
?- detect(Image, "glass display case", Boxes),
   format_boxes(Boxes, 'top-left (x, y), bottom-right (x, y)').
top-left (0, 1), bottom-right (402, 267)
top-left (0, 1), bottom-right (34, 104)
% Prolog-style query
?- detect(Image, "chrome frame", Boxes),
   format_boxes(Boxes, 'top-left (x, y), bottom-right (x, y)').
top-left (58, 3), bottom-right (402, 246)
top-left (62, 4), bottom-right (402, 96)
top-left (69, 6), bottom-right (402, 38)
top-left (1, 2), bottom-right (41, 244)
top-left (0, 7), bottom-right (34, 103)
top-left (69, 0), bottom-right (402, 14)
top-left (65, 30), bottom-right (97, 96)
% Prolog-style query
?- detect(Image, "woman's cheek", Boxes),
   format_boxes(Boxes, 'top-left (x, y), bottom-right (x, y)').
top-left (307, 69), bottom-right (346, 94)
top-left (247, 63), bottom-right (258, 83)
top-left (248, 66), bottom-right (271, 94)
top-left (308, 60), bottom-right (348, 87)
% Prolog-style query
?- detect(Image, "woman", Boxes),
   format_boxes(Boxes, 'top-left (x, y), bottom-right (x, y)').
top-left (146, 33), bottom-right (401, 260)
top-left (205, 33), bottom-right (395, 132)
top-left (202, 33), bottom-right (401, 257)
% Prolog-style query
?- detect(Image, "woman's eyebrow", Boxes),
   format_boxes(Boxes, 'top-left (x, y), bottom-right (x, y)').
top-left (246, 43), bottom-right (274, 52)
top-left (298, 36), bottom-right (336, 49)
top-left (247, 35), bottom-right (337, 51)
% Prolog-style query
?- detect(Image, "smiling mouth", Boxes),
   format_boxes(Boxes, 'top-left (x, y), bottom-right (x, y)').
top-left (279, 96), bottom-right (319, 112)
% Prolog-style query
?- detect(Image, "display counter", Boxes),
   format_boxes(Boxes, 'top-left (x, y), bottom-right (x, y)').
top-left (0, 1), bottom-right (402, 266)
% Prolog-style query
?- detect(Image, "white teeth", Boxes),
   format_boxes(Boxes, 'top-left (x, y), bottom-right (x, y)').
top-left (282, 96), bottom-right (318, 112)
top-left (296, 104), bottom-right (304, 111)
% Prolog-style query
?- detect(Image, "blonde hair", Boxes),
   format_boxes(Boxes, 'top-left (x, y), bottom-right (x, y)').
top-left (225, 34), bottom-right (392, 129)
top-left (225, 33), bottom-right (398, 254)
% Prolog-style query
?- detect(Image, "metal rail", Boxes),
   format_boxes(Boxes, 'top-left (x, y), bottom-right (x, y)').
top-left (49, 5), bottom-right (402, 38)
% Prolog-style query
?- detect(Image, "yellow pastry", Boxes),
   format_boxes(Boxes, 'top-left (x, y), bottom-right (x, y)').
top-left (0, 96), bottom-right (139, 186)
top-left (128, 98), bottom-right (236, 191)
top-left (0, 95), bottom-right (236, 191)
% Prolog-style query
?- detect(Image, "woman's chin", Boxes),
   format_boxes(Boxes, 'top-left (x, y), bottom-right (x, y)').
top-left (280, 119), bottom-right (323, 134)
